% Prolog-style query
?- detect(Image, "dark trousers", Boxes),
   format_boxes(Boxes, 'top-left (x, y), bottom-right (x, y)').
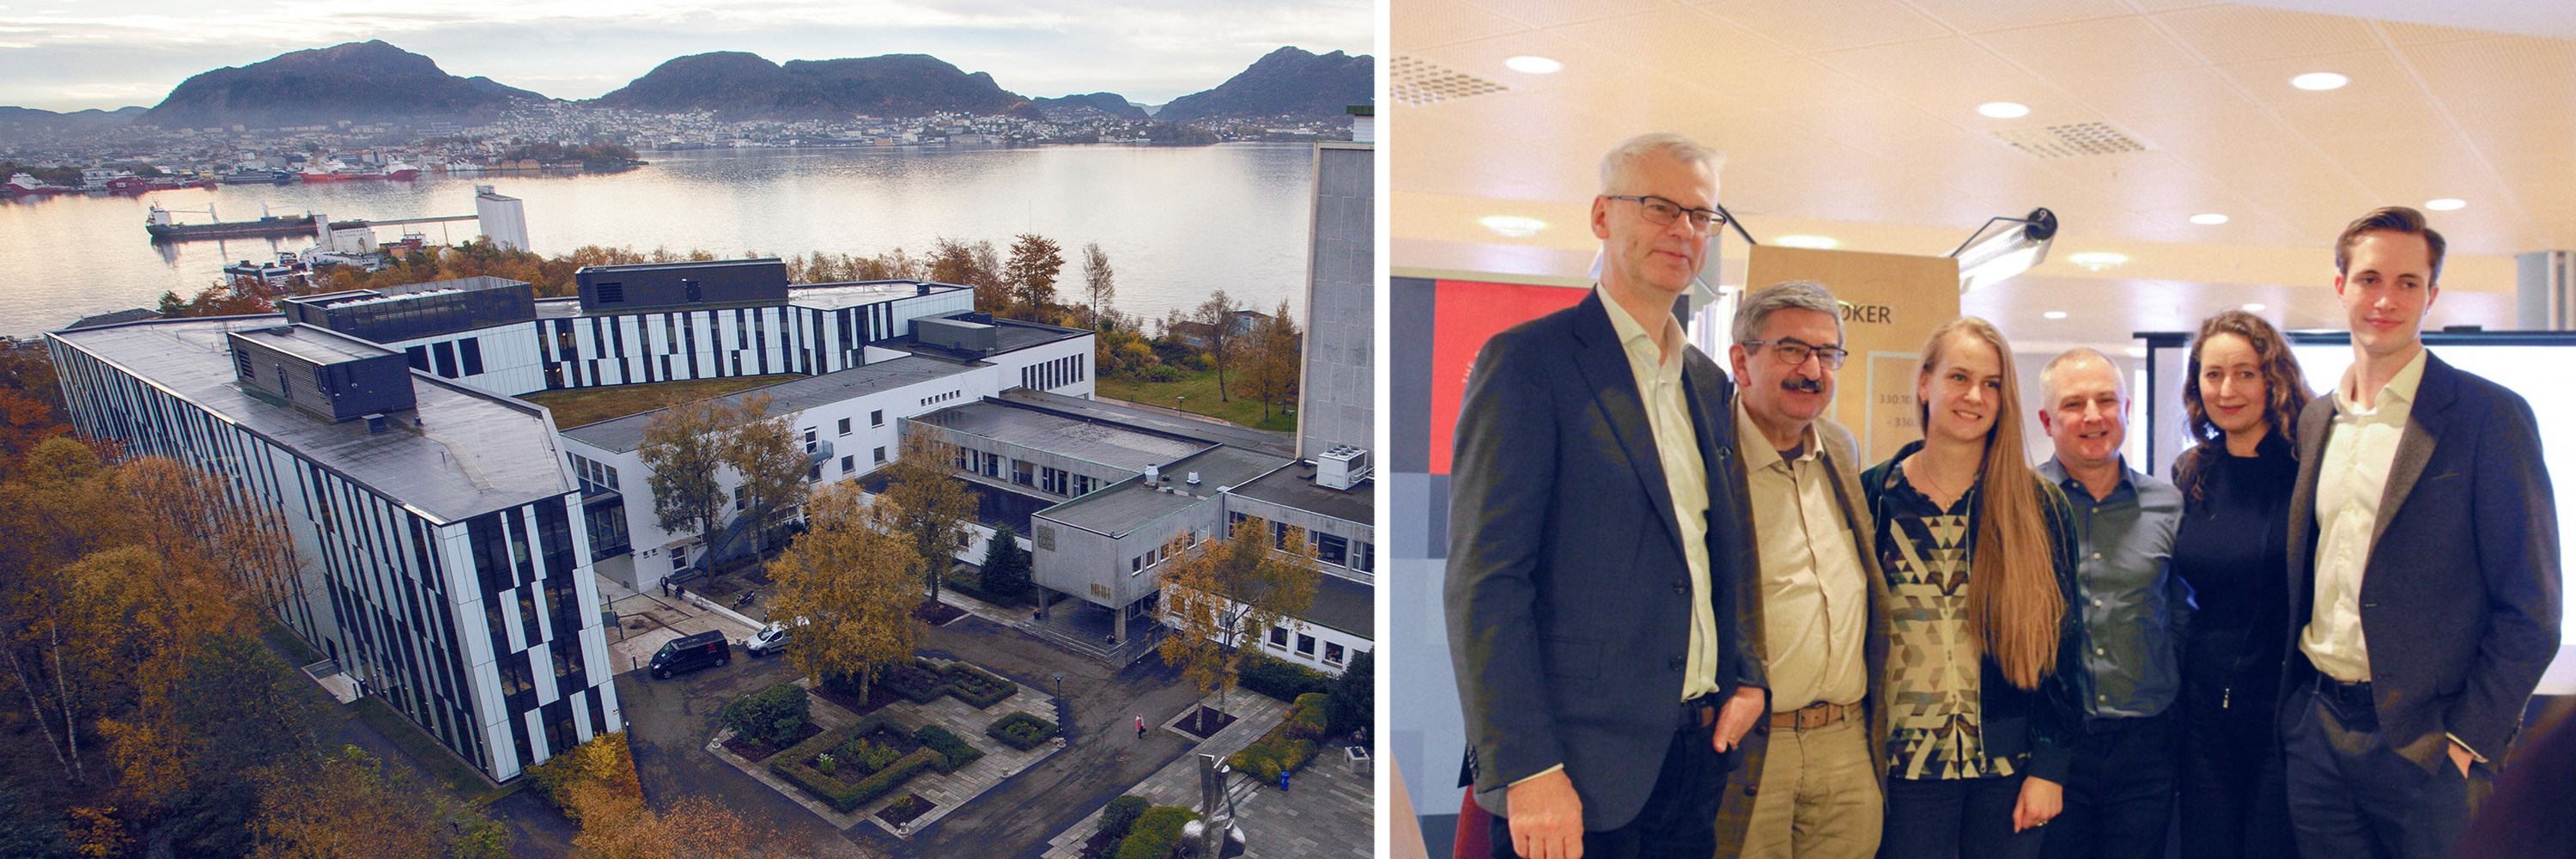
top-left (1880, 773), bottom-right (2043, 859)
top-left (1487, 725), bottom-right (1722, 859)
top-left (2282, 681), bottom-right (2486, 859)
top-left (2039, 712), bottom-right (2178, 859)
top-left (2178, 686), bottom-right (2295, 859)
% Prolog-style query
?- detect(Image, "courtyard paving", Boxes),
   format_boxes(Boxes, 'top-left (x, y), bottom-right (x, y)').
top-left (1041, 691), bottom-right (1372, 859)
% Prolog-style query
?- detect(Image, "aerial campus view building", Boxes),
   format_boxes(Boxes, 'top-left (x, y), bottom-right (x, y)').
top-left (40, 116), bottom-right (1377, 786)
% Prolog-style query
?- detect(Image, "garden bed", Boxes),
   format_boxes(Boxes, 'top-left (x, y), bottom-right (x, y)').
top-left (1173, 705), bottom-right (1236, 740)
top-left (913, 600), bottom-right (967, 626)
top-left (721, 719), bottom-right (822, 763)
top-left (811, 677), bottom-right (911, 716)
top-left (987, 711), bottom-right (1060, 751)
top-left (769, 713), bottom-right (944, 813)
top-left (875, 792), bottom-right (934, 828)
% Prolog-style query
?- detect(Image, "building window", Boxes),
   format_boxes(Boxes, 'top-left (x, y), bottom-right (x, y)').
top-left (733, 486), bottom-right (745, 511)
top-left (1315, 533), bottom-right (1348, 566)
top-left (1325, 643), bottom-right (1345, 665)
top-left (1131, 557), bottom-right (1142, 573)
top-left (1297, 634), bottom-right (1316, 657)
top-left (803, 429), bottom-right (817, 454)
top-left (1074, 475), bottom-right (1096, 495)
top-left (1012, 460), bottom-right (1033, 486)
top-left (1269, 627), bottom-right (1288, 649)
top-left (1355, 540), bottom-right (1374, 573)
top-left (871, 410), bottom-right (884, 427)
top-left (807, 464), bottom-right (821, 480)
top-left (873, 446), bottom-right (888, 465)
top-left (1041, 466), bottom-right (1068, 495)
top-left (1273, 521), bottom-right (1291, 549)
top-left (840, 455), bottom-right (854, 474)
top-left (459, 338), bottom-right (484, 375)
top-left (837, 417), bottom-right (851, 436)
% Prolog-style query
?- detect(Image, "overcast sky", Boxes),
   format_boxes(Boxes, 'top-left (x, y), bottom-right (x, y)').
top-left (0, 0), bottom-right (1373, 113)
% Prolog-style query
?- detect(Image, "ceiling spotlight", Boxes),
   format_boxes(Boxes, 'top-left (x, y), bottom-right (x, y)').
top-left (1952, 207), bottom-right (2057, 294)
top-left (1774, 235), bottom-right (1839, 249)
top-left (2190, 213), bottom-right (2229, 225)
top-left (2426, 198), bottom-right (2467, 211)
top-left (2242, 303), bottom-right (2267, 312)
top-left (2290, 72), bottom-right (2349, 91)
top-left (1504, 55), bottom-right (1563, 74)
top-left (2044, 311), bottom-right (2069, 320)
top-left (1977, 101), bottom-right (2031, 119)
top-left (2067, 251), bottom-right (2129, 271)
top-left (1479, 215), bottom-right (1547, 237)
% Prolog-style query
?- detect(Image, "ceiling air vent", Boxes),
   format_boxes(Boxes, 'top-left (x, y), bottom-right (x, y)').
top-left (1992, 122), bottom-right (2148, 159)
top-left (1394, 56), bottom-right (1510, 106)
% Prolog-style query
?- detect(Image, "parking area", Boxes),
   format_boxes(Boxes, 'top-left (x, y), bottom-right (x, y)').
top-left (599, 575), bottom-right (765, 676)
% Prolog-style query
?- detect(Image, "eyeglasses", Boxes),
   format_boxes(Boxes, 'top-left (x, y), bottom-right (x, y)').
top-left (1741, 338), bottom-right (1849, 370)
top-left (1606, 195), bottom-right (1728, 232)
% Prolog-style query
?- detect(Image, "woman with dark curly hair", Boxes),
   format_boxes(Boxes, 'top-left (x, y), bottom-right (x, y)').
top-left (2168, 309), bottom-right (2312, 859)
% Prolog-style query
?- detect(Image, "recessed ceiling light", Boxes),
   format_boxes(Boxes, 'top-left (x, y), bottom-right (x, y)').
top-left (2190, 213), bottom-right (2229, 225)
top-left (1479, 215), bottom-right (1547, 237)
top-left (2242, 303), bottom-right (2267, 313)
top-left (2044, 311), bottom-right (2069, 320)
top-left (1978, 101), bottom-right (2031, 119)
top-left (2290, 72), bottom-right (2349, 91)
top-left (2426, 198), bottom-right (2467, 211)
top-left (1504, 55), bottom-right (1563, 75)
top-left (1774, 235), bottom-right (1839, 249)
top-left (2067, 252), bottom-right (2129, 271)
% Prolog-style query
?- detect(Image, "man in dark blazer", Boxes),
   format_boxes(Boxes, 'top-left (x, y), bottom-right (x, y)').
top-left (1448, 132), bottom-right (1765, 859)
top-left (2281, 205), bottom-right (2562, 859)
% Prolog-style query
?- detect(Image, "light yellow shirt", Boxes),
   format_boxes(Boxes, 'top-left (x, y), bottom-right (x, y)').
top-left (1733, 399), bottom-right (1869, 711)
top-left (1598, 285), bottom-right (1721, 702)
top-left (2301, 347), bottom-right (2429, 684)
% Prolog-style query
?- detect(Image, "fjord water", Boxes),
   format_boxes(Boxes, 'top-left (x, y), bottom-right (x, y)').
top-left (0, 143), bottom-right (1318, 338)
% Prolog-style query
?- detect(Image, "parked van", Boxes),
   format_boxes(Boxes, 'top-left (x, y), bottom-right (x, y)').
top-left (649, 630), bottom-right (730, 679)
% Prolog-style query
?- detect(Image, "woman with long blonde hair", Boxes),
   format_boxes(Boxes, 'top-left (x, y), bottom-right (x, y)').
top-left (1861, 317), bottom-right (2084, 859)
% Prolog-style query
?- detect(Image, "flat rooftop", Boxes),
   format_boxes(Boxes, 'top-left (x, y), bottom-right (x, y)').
top-left (561, 356), bottom-right (972, 453)
top-left (910, 399), bottom-right (1212, 473)
top-left (52, 317), bottom-right (574, 523)
top-left (296, 275), bottom-right (527, 305)
top-left (874, 318), bottom-right (1088, 362)
top-left (229, 323), bottom-right (397, 364)
top-left (1228, 460), bottom-right (1372, 526)
top-left (995, 389), bottom-right (1297, 459)
top-left (1306, 575), bottom-right (1373, 639)
top-left (1036, 445), bottom-right (1290, 537)
top-left (789, 281), bottom-right (968, 311)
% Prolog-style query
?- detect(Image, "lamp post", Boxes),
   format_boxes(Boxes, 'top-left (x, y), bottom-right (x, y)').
top-left (1054, 671), bottom-right (1064, 702)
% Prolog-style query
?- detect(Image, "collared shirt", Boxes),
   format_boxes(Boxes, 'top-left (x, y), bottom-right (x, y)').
top-left (2302, 347), bottom-right (2430, 684)
top-left (1732, 398), bottom-right (1868, 712)
top-left (2038, 457), bottom-right (2188, 720)
top-left (1597, 285), bottom-right (1721, 702)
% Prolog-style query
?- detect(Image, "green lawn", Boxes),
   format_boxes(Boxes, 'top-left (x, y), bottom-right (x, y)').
top-left (520, 374), bottom-right (804, 429)
top-left (349, 696), bottom-right (519, 805)
top-left (1095, 368), bottom-right (1296, 432)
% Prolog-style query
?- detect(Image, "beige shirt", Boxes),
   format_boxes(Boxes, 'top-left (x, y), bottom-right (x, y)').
top-left (2301, 347), bottom-right (2429, 684)
top-left (1599, 285), bottom-right (1722, 702)
top-left (1733, 399), bottom-right (1869, 711)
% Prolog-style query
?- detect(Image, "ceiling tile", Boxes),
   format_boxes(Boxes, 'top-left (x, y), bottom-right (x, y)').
top-left (2400, 36), bottom-right (2576, 126)
top-left (1814, 35), bottom-right (2093, 122)
top-left (1552, 7), bottom-right (1792, 75)
top-left (2213, 50), bottom-right (2428, 126)
top-left (1404, 28), bottom-right (1649, 93)
top-left (1461, 0), bottom-right (1685, 29)
top-left (1692, 0), bottom-right (1955, 54)
top-left (1898, 0), bottom-right (2135, 35)
top-left (1395, 0), bottom-right (1538, 51)
top-left (2152, 4), bottom-right (2386, 64)
top-left (2053, 66), bottom-right (2257, 119)
top-left (2379, 21), bottom-right (2510, 46)
top-left (1974, 15), bottom-right (2202, 80)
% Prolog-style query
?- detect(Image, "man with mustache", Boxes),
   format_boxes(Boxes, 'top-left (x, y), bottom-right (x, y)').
top-left (2032, 348), bottom-right (2189, 859)
top-left (1710, 280), bottom-right (1893, 859)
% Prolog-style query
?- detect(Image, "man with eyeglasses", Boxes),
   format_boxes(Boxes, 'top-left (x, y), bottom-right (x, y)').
top-left (1704, 280), bottom-right (1892, 859)
top-left (1450, 132), bottom-right (1765, 859)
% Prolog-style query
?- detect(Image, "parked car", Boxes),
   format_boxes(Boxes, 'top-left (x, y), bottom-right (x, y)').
top-left (741, 616), bottom-right (809, 657)
top-left (649, 630), bottom-right (731, 679)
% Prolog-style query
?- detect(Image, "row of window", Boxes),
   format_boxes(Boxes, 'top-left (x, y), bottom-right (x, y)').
top-left (921, 389), bottom-right (964, 407)
top-left (1021, 354), bottom-right (1087, 391)
top-left (1229, 511), bottom-right (1376, 573)
top-left (567, 453), bottom-right (620, 496)
top-left (825, 446), bottom-right (889, 478)
top-left (835, 411), bottom-right (884, 435)
top-left (403, 338), bottom-right (486, 379)
top-left (1268, 626), bottom-right (1349, 666)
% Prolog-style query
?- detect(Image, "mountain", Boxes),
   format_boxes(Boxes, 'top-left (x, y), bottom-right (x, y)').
top-left (1028, 92), bottom-right (1150, 122)
top-left (142, 40), bottom-right (544, 128)
top-left (0, 106), bottom-right (145, 142)
top-left (1156, 47), bottom-right (1372, 125)
top-left (593, 52), bottom-right (1025, 119)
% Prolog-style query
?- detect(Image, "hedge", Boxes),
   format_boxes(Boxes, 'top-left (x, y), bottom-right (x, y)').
top-left (914, 723), bottom-right (984, 772)
top-left (1238, 652), bottom-right (1331, 703)
top-left (1115, 806), bottom-right (1200, 859)
top-left (1098, 795), bottom-right (1151, 844)
top-left (941, 663), bottom-right (1019, 709)
top-left (880, 660), bottom-right (949, 704)
top-left (769, 713), bottom-right (945, 813)
top-left (987, 711), bottom-right (1060, 750)
top-left (1226, 692), bottom-right (1334, 783)
top-left (722, 682), bottom-right (813, 749)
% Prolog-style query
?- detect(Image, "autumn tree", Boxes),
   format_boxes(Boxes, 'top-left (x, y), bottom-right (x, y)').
top-left (880, 431), bottom-right (976, 602)
top-left (930, 238), bottom-right (1006, 313)
top-left (723, 392), bottom-right (808, 557)
top-left (1079, 241), bottom-right (1116, 330)
top-left (1238, 300), bottom-right (1303, 422)
top-left (638, 396), bottom-right (732, 577)
top-left (1190, 290), bottom-right (1248, 400)
top-left (765, 483), bottom-right (923, 701)
top-left (249, 746), bottom-right (448, 859)
top-left (1005, 234), bottom-right (1065, 316)
top-left (1157, 516), bottom-right (1321, 731)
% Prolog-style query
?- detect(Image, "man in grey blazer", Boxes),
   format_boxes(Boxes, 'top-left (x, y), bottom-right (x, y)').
top-left (2281, 205), bottom-right (2562, 859)
top-left (1448, 132), bottom-right (1765, 859)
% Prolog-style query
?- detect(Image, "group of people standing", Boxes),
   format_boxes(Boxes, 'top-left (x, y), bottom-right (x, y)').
top-left (1445, 132), bottom-right (2561, 859)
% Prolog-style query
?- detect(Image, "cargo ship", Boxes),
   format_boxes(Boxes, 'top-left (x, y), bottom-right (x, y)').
top-left (222, 168), bottom-right (295, 185)
top-left (145, 203), bottom-right (319, 241)
top-left (299, 158), bottom-right (420, 182)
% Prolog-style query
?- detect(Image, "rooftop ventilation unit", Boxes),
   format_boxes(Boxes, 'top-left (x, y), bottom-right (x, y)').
top-left (1316, 445), bottom-right (1372, 491)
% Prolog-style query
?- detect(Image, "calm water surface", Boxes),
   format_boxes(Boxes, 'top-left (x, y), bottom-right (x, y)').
top-left (0, 143), bottom-right (1317, 338)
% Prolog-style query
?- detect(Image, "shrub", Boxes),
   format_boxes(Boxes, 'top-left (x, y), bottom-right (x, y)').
top-left (1327, 650), bottom-right (1372, 738)
top-left (1114, 806), bottom-right (1200, 859)
top-left (880, 660), bottom-right (947, 704)
top-left (524, 732), bottom-right (638, 813)
top-left (914, 724), bottom-right (984, 772)
top-left (772, 722), bottom-right (942, 813)
top-left (1237, 653), bottom-right (1331, 703)
top-left (1286, 692), bottom-right (1329, 740)
top-left (722, 682), bottom-right (812, 749)
top-left (986, 711), bottom-right (1060, 750)
top-left (941, 664), bottom-right (1019, 709)
top-left (1226, 744), bottom-right (1281, 783)
top-left (836, 738), bottom-right (901, 773)
top-left (1098, 795), bottom-right (1151, 844)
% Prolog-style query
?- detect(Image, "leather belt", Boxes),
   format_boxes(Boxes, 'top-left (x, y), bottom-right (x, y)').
top-left (1769, 700), bottom-right (1856, 732)
top-left (2315, 674), bottom-right (2375, 719)
top-left (1678, 694), bottom-right (1721, 731)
